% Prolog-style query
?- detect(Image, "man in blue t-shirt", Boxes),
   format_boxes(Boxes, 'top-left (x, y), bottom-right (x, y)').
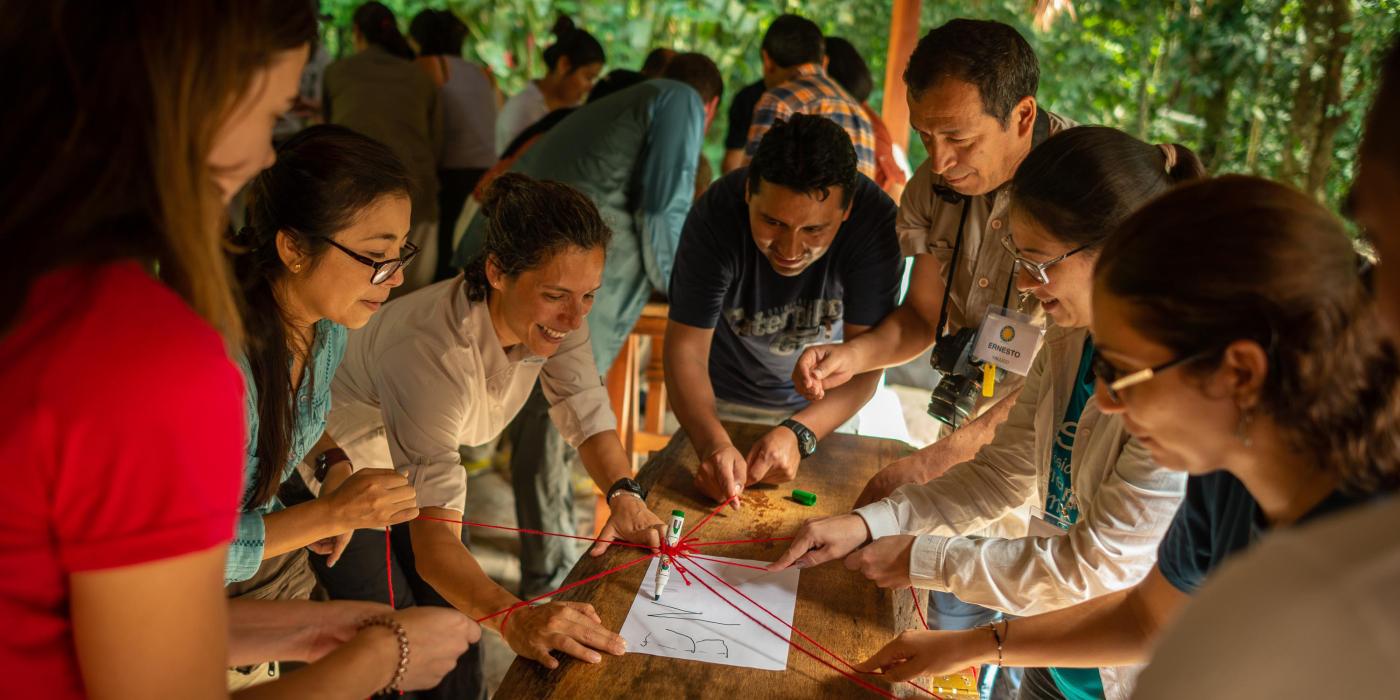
top-left (665, 114), bottom-right (904, 506)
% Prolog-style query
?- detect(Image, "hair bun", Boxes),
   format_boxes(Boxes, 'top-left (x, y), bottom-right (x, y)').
top-left (551, 15), bottom-right (576, 39)
top-left (480, 172), bottom-right (533, 223)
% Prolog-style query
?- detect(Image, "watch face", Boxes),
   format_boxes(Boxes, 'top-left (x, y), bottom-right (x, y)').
top-left (800, 432), bottom-right (816, 455)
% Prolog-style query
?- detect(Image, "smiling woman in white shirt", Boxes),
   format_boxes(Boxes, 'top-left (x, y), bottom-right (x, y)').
top-left (305, 173), bottom-right (666, 698)
top-left (770, 127), bottom-right (1206, 700)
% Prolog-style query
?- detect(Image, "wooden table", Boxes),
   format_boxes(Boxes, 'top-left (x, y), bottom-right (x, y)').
top-left (497, 422), bottom-right (932, 699)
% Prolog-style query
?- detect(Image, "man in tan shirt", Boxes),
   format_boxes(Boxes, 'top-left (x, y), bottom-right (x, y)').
top-left (793, 19), bottom-right (1072, 505)
top-left (789, 21), bottom-right (1071, 692)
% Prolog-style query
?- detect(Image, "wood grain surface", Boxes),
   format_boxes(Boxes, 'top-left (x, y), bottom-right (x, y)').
top-left (495, 422), bottom-right (932, 699)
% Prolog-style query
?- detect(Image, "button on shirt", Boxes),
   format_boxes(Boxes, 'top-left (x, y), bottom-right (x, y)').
top-left (325, 277), bottom-right (616, 514)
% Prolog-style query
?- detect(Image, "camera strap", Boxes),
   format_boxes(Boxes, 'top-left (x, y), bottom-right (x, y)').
top-left (933, 188), bottom-right (970, 342)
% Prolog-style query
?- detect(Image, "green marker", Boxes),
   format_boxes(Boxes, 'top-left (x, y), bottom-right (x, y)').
top-left (792, 489), bottom-right (817, 506)
top-left (654, 510), bottom-right (685, 600)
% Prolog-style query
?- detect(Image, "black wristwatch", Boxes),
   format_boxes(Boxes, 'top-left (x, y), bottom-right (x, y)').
top-left (606, 477), bottom-right (647, 505)
top-left (780, 419), bottom-right (818, 459)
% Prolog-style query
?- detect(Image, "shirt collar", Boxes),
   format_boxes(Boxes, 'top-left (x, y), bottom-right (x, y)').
top-left (462, 290), bottom-right (544, 378)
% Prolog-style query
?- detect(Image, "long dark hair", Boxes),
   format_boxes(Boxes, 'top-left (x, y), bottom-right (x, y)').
top-left (463, 174), bottom-right (611, 303)
top-left (542, 16), bottom-right (604, 73)
top-left (353, 2), bottom-right (414, 60)
top-left (1097, 176), bottom-right (1400, 495)
top-left (1, 1), bottom-right (317, 343)
top-left (236, 125), bottom-right (411, 508)
top-left (1012, 126), bottom-right (1206, 249)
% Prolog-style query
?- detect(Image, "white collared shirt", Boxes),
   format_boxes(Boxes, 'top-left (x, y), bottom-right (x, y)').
top-left (323, 275), bottom-right (616, 514)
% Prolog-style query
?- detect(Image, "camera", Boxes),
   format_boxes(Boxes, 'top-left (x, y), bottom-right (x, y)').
top-left (927, 327), bottom-right (1004, 429)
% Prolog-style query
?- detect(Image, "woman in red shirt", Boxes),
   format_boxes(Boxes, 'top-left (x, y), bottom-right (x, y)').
top-left (1, 2), bottom-right (472, 697)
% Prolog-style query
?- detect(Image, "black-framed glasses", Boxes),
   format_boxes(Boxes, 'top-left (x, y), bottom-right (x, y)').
top-left (1000, 231), bottom-right (1091, 286)
top-left (1090, 347), bottom-right (1214, 403)
top-left (323, 239), bottom-right (420, 285)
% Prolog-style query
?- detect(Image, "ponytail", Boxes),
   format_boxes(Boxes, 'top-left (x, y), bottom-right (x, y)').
top-left (353, 2), bottom-right (414, 60)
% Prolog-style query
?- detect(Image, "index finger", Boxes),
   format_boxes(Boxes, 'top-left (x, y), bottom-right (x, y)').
top-left (766, 530), bottom-right (816, 572)
top-left (559, 611), bottom-right (625, 655)
top-left (852, 636), bottom-right (913, 674)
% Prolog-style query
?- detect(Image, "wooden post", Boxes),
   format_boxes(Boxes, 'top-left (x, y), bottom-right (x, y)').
top-left (881, 0), bottom-right (923, 153)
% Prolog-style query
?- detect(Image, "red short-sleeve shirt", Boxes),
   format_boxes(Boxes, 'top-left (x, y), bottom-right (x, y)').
top-left (0, 262), bottom-right (245, 697)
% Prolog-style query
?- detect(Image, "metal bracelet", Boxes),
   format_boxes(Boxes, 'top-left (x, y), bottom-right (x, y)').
top-left (984, 621), bottom-right (1004, 667)
top-left (361, 615), bottom-right (410, 694)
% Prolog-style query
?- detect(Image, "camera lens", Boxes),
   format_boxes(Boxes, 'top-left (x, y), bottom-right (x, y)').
top-left (927, 374), bottom-right (978, 428)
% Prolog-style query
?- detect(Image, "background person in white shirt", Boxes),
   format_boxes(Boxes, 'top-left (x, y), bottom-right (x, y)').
top-left (310, 174), bottom-right (666, 698)
top-left (850, 176), bottom-right (1400, 695)
top-left (1132, 37), bottom-right (1400, 700)
top-left (771, 127), bottom-right (1203, 700)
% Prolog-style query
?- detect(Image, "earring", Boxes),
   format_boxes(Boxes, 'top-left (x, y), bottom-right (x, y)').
top-left (292, 263), bottom-right (302, 273)
top-left (1235, 407), bottom-right (1254, 448)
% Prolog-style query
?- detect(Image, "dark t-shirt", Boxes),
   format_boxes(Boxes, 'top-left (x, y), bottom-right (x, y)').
top-left (724, 80), bottom-right (767, 150)
top-left (668, 168), bottom-right (903, 410)
top-left (1157, 470), bottom-right (1373, 594)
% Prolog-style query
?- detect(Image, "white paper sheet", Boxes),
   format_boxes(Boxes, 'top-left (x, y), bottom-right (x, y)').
top-left (619, 555), bottom-right (800, 671)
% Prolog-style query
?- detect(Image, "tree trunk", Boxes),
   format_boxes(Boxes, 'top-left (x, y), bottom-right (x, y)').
top-left (1280, 0), bottom-right (1326, 185)
top-left (1305, 0), bottom-right (1355, 198)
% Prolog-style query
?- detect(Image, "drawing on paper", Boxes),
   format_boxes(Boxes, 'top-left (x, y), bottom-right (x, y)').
top-left (619, 555), bottom-right (800, 671)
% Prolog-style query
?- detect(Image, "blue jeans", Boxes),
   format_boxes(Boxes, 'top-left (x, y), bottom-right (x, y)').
top-left (930, 591), bottom-right (1023, 700)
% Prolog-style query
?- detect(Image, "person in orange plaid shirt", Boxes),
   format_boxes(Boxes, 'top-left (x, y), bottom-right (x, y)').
top-left (742, 14), bottom-right (876, 180)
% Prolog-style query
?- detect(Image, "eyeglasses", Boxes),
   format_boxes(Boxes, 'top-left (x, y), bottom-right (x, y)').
top-left (1090, 347), bottom-right (1214, 403)
top-left (323, 239), bottom-right (420, 285)
top-left (1000, 231), bottom-right (1091, 286)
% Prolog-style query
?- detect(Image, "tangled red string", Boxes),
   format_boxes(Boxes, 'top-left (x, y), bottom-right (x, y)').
top-left (382, 494), bottom-right (955, 698)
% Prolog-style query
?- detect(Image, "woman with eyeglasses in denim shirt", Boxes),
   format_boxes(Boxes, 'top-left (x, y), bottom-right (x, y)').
top-left (223, 125), bottom-right (425, 616)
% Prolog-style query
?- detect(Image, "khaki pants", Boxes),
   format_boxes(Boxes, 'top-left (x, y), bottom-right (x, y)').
top-left (224, 548), bottom-right (317, 691)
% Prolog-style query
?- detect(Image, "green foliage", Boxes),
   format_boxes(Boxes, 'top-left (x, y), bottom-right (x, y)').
top-left (319, 0), bottom-right (1397, 216)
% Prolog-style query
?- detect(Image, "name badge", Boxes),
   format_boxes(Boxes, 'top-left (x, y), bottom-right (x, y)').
top-left (1026, 506), bottom-right (1073, 538)
top-left (972, 306), bottom-right (1043, 376)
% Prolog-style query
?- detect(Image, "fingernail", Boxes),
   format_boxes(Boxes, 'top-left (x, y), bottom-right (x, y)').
top-left (589, 652), bottom-right (602, 663)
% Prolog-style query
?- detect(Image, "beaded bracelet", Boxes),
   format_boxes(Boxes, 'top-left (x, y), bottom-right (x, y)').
top-left (361, 616), bottom-right (410, 695)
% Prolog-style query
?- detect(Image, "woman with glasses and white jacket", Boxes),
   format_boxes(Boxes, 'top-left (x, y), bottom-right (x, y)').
top-left (770, 127), bottom-right (1204, 700)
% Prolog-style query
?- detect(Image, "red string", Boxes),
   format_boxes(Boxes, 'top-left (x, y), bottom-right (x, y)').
top-left (682, 556), bottom-right (944, 699)
top-left (680, 493), bottom-right (738, 542)
top-left (675, 556), bottom-right (908, 700)
top-left (681, 553), bottom-right (771, 572)
top-left (415, 515), bottom-right (655, 550)
top-left (385, 526), bottom-right (395, 609)
top-left (685, 536), bottom-right (795, 547)
top-left (475, 553), bottom-right (654, 625)
top-left (911, 588), bottom-right (928, 630)
top-left (388, 506), bottom-right (954, 698)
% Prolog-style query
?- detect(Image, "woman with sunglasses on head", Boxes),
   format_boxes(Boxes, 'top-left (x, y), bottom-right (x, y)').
top-left (224, 125), bottom-right (426, 663)
top-left (771, 126), bottom-right (1203, 700)
top-left (852, 174), bottom-right (1400, 695)
top-left (0, 2), bottom-right (473, 698)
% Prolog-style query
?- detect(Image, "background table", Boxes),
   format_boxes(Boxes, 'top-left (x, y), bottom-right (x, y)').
top-left (496, 422), bottom-right (943, 699)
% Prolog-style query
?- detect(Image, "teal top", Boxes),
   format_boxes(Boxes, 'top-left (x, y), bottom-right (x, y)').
top-left (225, 320), bottom-right (347, 583)
top-left (1045, 336), bottom-right (1105, 699)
